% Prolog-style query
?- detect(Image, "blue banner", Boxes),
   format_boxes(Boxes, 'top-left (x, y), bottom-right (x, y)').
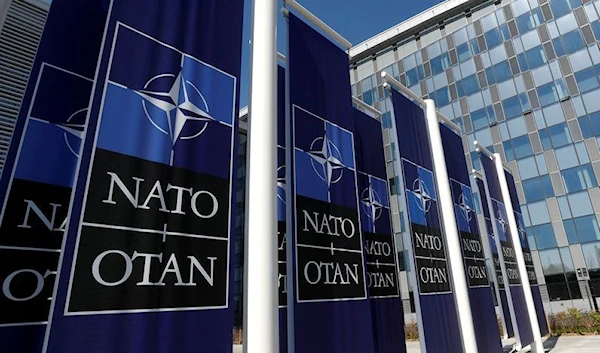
top-left (480, 154), bottom-right (534, 347)
top-left (353, 108), bottom-right (405, 353)
top-left (390, 90), bottom-right (461, 352)
top-left (277, 64), bottom-right (288, 353)
top-left (288, 13), bottom-right (375, 353)
top-left (504, 171), bottom-right (549, 336)
top-left (42, 1), bottom-right (243, 352)
top-left (439, 125), bottom-right (502, 352)
top-left (475, 176), bottom-right (515, 338)
top-left (0, 1), bottom-right (107, 352)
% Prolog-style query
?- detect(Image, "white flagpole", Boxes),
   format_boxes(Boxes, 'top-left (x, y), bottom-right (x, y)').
top-left (243, 0), bottom-right (279, 351)
top-left (493, 154), bottom-right (544, 353)
top-left (424, 99), bottom-right (478, 353)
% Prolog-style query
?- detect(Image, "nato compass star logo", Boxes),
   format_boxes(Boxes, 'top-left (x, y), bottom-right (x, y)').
top-left (361, 185), bottom-right (384, 221)
top-left (55, 108), bottom-right (86, 157)
top-left (496, 209), bottom-right (507, 232)
top-left (517, 219), bottom-right (527, 242)
top-left (458, 193), bottom-right (473, 222)
top-left (135, 71), bottom-right (215, 165)
top-left (308, 134), bottom-right (344, 187)
top-left (412, 178), bottom-right (432, 213)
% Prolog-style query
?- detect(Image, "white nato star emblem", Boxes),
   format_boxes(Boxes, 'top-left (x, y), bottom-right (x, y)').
top-left (277, 165), bottom-right (286, 203)
top-left (135, 72), bottom-right (214, 163)
top-left (517, 220), bottom-right (527, 240)
top-left (412, 178), bottom-right (432, 213)
top-left (496, 210), bottom-right (507, 232)
top-left (361, 185), bottom-right (384, 221)
top-left (458, 193), bottom-right (473, 221)
top-left (54, 107), bottom-right (86, 158)
top-left (308, 134), bottom-right (344, 187)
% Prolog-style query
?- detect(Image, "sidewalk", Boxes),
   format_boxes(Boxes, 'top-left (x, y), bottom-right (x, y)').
top-left (234, 335), bottom-right (600, 352)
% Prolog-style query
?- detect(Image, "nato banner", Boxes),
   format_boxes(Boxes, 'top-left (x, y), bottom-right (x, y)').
top-left (504, 171), bottom-right (549, 336)
top-left (42, 1), bottom-right (243, 352)
top-left (353, 108), bottom-right (405, 353)
top-left (439, 125), bottom-right (501, 352)
top-left (480, 154), bottom-right (534, 347)
top-left (288, 13), bottom-right (375, 353)
top-left (0, 1), bottom-right (106, 352)
top-left (390, 90), bottom-right (461, 352)
top-left (276, 64), bottom-right (288, 353)
top-left (476, 176), bottom-right (515, 338)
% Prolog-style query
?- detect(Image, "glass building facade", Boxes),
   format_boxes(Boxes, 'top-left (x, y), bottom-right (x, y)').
top-left (350, 0), bottom-right (600, 314)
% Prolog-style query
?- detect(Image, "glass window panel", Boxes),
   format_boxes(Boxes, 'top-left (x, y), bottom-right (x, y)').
top-left (556, 13), bottom-right (578, 34)
top-left (532, 65), bottom-right (553, 86)
top-left (490, 46), bottom-right (508, 65)
top-left (513, 0), bottom-right (533, 16)
top-left (535, 223), bottom-right (558, 249)
top-left (564, 219), bottom-right (580, 243)
top-left (582, 241), bottom-right (600, 269)
top-left (485, 28), bottom-right (504, 49)
top-left (542, 174), bottom-right (554, 196)
top-left (563, 166), bottom-right (590, 192)
top-left (556, 145), bottom-right (580, 169)
top-left (522, 30), bottom-right (542, 51)
top-left (482, 12), bottom-right (499, 32)
top-left (528, 200), bottom-right (552, 225)
top-left (495, 61), bottom-right (513, 83)
top-left (499, 80), bottom-right (518, 100)
top-left (470, 38), bottom-right (481, 56)
top-left (523, 177), bottom-right (548, 201)
top-left (575, 142), bottom-right (590, 164)
top-left (500, 121), bottom-right (510, 139)
top-left (583, 89), bottom-right (600, 113)
top-left (457, 42), bottom-right (472, 62)
top-left (543, 103), bottom-right (565, 126)
top-left (427, 41), bottom-right (442, 58)
top-left (513, 135), bottom-right (534, 158)
top-left (550, 0), bottom-right (572, 18)
top-left (534, 109), bottom-right (547, 128)
top-left (585, 3), bottom-right (599, 21)
top-left (460, 59), bottom-right (476, 77)
top-left (453, 27), bottom-right (469, 45)
top-left (569, 49), bottom-right (593, 73)
top-left (575, 66), bottom-right (600, 93)
top-left (433, 72), bottom-right (448, 89)
top-left (560, 247), bottom-right (575, 272)
top-left (558, 195), bottom-right (573, 217)
top-left (539, 248), bottom-right (564, 274)
top-left (468, 93), bottom-right (484, 112)
top-left (548, 122), bottom-right (572, 147)
top-left (516, 7), bottom-right (544, 34)
top-left (536, 154), bottom-right (548, 174)
top-left (503, 95), bottom-right (524, 119)
top-left (575, 215), bottom-right (600, 242)
top-left (579, 116), bottom-right (594, 138)
top-left (592, 21), bottom-right (600, 41)
top-left (519, 156), bottom-right (540, 179)
top-left (538, 82), bottom-right (560, 106)
top-left (540, 129), bottom-right (553, 150)
top-left (432, 87), bottom-right (451, 107)
top-left (563, 31), bottom-right (586, 55)
top-left (508, 116), bottom-right (528, 137)
top-left (504, 140), bottom-right (517, 161)
top-left (475, 128), bottom-right (494, 147)
top-left (526, 46), bottom-right (548, 68)
top-left (568, 191), bottom-right (594, 216)
top-left (548, 21), bottom-right (561, 39)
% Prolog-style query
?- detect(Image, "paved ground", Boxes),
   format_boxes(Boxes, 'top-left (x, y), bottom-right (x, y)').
top-left (234, 335), bottom-right (600, 352)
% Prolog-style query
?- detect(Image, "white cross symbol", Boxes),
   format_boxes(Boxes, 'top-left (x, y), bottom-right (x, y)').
top-left (308, 133), bottom-right (345, 187)
top-left (361, 185), bottom-right (384, 221)
top-left (412, 178), bottom-right (432, 213)
top-left (458, 193), bottom-right (473, 221)
top-left (162, 223), bottom-right (168, 243)
top-left (329, 242), bottom-right (335, 256)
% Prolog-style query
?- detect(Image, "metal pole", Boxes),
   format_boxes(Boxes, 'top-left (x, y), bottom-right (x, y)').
top-left (477, 152), bottom-right (522, 350)
top-left (283, 0), bottom-right (352, 49)
top-left (424, 99), bottom-right (478, 353)
top-left (493, 153), bottom-right (544, 353)
top-left (382, 72), bottom-right (462, 134)
top-left (352, 96), bottom-right (382, 117)
top-left (243, 0), bottom-right (279, 351)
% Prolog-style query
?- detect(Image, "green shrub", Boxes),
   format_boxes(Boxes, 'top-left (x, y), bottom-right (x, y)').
top-left (547, 308), bottom-right (600, 335)
top-left (405, 321), bottom-right (419, 341)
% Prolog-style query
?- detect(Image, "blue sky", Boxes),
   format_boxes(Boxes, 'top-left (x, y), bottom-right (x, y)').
top-left (239, 0), bottom-right (443, 107)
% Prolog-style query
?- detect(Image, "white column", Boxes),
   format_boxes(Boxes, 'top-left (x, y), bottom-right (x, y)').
top-left (424, 99), bottom-right (478, 353)
top-left (493, 154), bottom-right (544, 353)
top-left (243, 0), bottom-right (279, 352)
